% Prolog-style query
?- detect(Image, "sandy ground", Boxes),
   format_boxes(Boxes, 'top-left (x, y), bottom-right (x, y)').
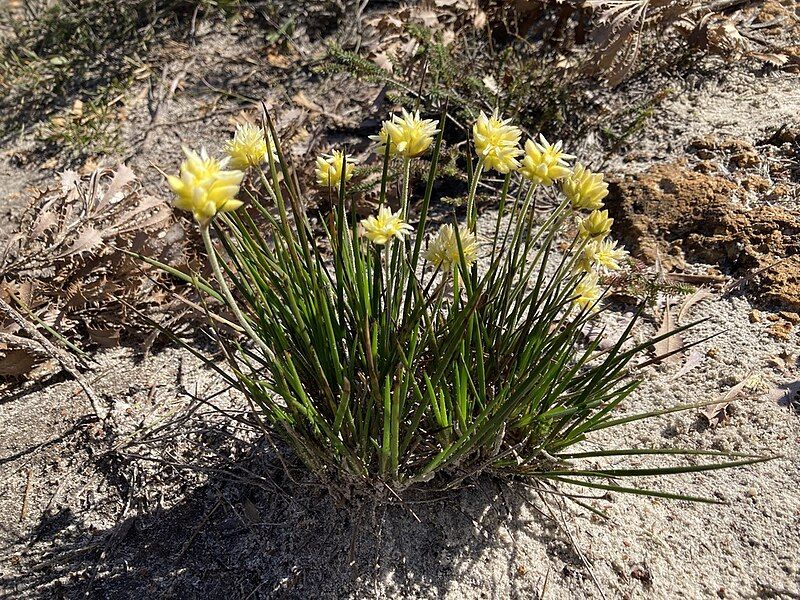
top-left (0, 14), bottom-right (799, 600)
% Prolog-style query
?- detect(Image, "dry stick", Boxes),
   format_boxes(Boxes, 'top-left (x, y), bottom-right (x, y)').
top-left (0, 297), bottom-right (106, 421)
top-left (546, 494), bottom-right (611, 600)
top-left (0, 332), bottom-right (47, 356)
top-left (20, 467), bottom-right (32, 522)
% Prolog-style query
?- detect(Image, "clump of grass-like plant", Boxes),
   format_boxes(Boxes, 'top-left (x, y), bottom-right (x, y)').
top-left (150, 112), bottom-right (767, 501)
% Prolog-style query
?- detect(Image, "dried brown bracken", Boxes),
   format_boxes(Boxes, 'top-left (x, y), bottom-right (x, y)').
top-left (0, 165), bottom-right (195, 376)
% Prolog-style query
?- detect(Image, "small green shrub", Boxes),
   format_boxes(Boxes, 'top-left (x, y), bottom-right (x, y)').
top-left (147, 109), bottom-right (767, 499)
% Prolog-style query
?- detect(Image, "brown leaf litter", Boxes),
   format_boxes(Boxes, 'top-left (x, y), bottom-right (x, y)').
top-left (0, 166), bottom-right (198, 376)
top-left (653, 297), bottom-right (684, 364)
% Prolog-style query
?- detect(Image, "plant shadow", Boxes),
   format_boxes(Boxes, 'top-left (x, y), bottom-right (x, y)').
top-left (0, 426), bottom-right (578, 599)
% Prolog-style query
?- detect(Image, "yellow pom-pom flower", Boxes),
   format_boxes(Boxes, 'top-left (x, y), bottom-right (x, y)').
top-left (473, 110), bottom-right (522, 174)
top-left (591, 238), bottom-right (627, 271)
top-left (578, 209), bottom-right (613, 241)
top-left (562, 163), bottom-right (609, 211)
top-left (575, 238), bottom-right (627, 273)
top-left (424, 224), bottom-right (478, 272)
top-left (167, 147), bottom-right (244, 224)
top-left (361, 206), bottom-right (413, 245)
top-left (520, 135), bottom-right (574, 186)
top-left (225, 123), bottom-right (275, 170)
top-left (573, 272), bottom-right (602, 310)
top-left (315, 150), bottom-right (355, 188)
top-left (369, 109), bottom-right (438, 159)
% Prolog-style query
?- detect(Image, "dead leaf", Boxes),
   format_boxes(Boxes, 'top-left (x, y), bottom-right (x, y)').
top-left (0, 349), bottom-right (37, 376)
top-left (701, 377), bottom-right (749, 427)
top-left (752, 52), bottom-right (789, 66)
top-left (266, 52), bottom-right (291, 69)
top-left (767, 380), bottom-right (800, 412)
top-left (666, 272), bottom-right (726, 284)
top-left (668, 350), bottom-right (704, 381)
top-left (243, 498), bottom-right (261, 523)
top-left (292, 91), bottom-right (324, 114)
top-left (101, 164), bottom-right (137, 207)
top-left (87, 326), bottom-right (121, 348)
top-left (70, 99), bottom-right (84, 117)
top-left (0, 165), bottom-right (195, 354)
top-left (482, 75), bottom-right (499, 95)
top-left (56, 227), bottom-right (104, 259)
top-left (653, 297), bottom-right (684, 364)
top-left (677, 288), bottom-right (712, 323)
top-left (60, 170), bottom-right (82, 200)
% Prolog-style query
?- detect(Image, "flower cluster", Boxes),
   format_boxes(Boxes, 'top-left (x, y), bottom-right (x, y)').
top-left (165, 109), bottom-right (627, 309)
top-left (563, 163), bottom-right (609, 211)
top-left (226, 123), bottom-right (276, 170)
top-left (567, 173), bottom-right (625, 310)
top-left (155, 105), bottom-right (739, 500)
top-left (425, 224), bottom-right (478, 272)
top-left (473, 110), bottom-right (523, 174)
top-left (315, 150), bottom-right (355, 188)
top-left (361, 206), bottom-right (413, 245)
top-left (167, 147), bottom-right (244, 224)
top-left (520, 135), bottom-right (574, 186)
top-left (369, 109), bottom-right (439, 159)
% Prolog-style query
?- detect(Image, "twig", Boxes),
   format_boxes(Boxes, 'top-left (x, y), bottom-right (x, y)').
top-left (20, 467), bottom-right (33, 522)
top-left (0, 297), bottom-right (106, 421)
top-left (176, 497), bottom-right (223, 560)
top-left (544, 495), bottom-right (610, 600)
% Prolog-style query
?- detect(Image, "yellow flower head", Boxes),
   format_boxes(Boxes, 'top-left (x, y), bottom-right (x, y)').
top-left (573, 272), bottom-right (602, 309)
top-left (473, 110), bottom-right (522, 174)
top-left (361, 206), bottom-right (413, 245)
top-left (591, 238), bottom-right (627, 271)
top-left (425, 224), bottom-right (478, 272)
top-left (576, 238), bottom-right (627, 273)
top-left (562, 163), bottom-right (609, 211)
top-left (578, 209), bottom-right (613, 241)
top-left (573, 272), bottom-right (602, 310)
top-left (315, 150), bottom-right (355, 188)
top-left (225, 123), bottom-right (275, 170)
top-left (520, 135), bottom-right (574, 186)
top-left (167, 147), bottom-right (244, 223)
top-left (370, 109), bottom-right (438, 159)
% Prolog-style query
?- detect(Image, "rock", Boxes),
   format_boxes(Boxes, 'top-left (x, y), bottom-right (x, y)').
top-left (742, 175), bottom-right (770, 192)
top-left (768, 320), bottom-right (793, 340)
top-left (730, 148), bottom-right (759, 169)
top-left (749, 309), bottom-right (762, 323)
top-left (605, 163), bottom-right (800, 309)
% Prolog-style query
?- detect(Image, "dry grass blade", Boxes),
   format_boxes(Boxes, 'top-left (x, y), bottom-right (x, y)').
top-left (677, 287), bottom-right (712, 323)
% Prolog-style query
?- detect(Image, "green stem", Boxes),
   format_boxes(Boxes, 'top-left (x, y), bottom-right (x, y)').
top-left (256, 166), bottom-right (279, 206)
top-left (400, 156), bottom-right (412, 220)
top-left (200, 221), bottom-right (276, 362)
top-left (466, 159), bottom-right (484, 231)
